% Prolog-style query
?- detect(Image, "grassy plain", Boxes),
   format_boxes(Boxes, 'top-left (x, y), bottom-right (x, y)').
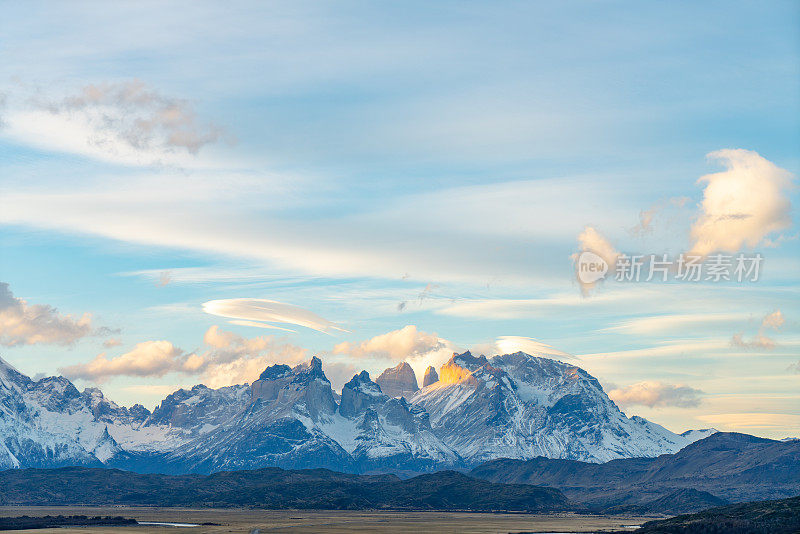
top-left (0, 507), bottom-right (654, 533)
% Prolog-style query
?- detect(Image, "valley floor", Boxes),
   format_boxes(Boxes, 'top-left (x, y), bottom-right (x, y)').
top-left (0, 507), bottom-right (655, 533)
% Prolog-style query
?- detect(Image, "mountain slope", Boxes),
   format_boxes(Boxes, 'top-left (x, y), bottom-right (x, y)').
top-left (470, 432), bottom-right (800, 512)
top-left (0, 466), bottom-right (570, 512)
top-left (0, 356), bottom-right (105, 469)
top-left (632, 495), bottom-right (800, 534)
top-left (412, 351), bottom-right (696, 464)
top-left (160, 358), bottom-right (353, 473)
top-left (321, 370), bottom-right (458, 471)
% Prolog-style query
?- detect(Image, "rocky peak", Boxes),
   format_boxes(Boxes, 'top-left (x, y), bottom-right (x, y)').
top-left (422, 366), bottom-right (439, 387)
top-left (291, 356), bottom-right (327, 384)
top-left (346, 370), bottom-right (382, 393)
top-left (0, 355), bottom-right (31, 391)
top-left (127, 403), bottom-right (151, 421)
top-left (252, 358), bottom-right (329, 403)
top-left (148, 383), bottom-right (247, 429)
top-left (81, 387), bottom-right (151, 425)
top-left (258, 364), bottom-right (292, 381)
top-left (452, 351), bottom-right (489, 370)
top-left (438, 351), bottom-right (491, 384)
top-left (339, 371), bottom-right (385, 417)
top-left (26, 375), bottom-right (83, 413)
top-left (375, 361), bottom-right (419, 399)
top-left (488, 352), bottom-right (607, 407)
top-left (251, 357), bottom-right (336, 421)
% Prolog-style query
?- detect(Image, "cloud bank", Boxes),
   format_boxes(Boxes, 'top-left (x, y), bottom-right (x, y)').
top-left (60, 326), bottom-right (308, 388)
top-left (608, 380), bottom-right (703, 408)
top-left (59, 340), bottom-right (202, 380)
top-left (332, 325), bottom-right (457, 382)
top-left (0, 282), bottom-right (104, 347)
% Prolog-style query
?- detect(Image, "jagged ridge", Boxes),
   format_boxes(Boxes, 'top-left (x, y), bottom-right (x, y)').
top-left (0, 351), bottom-right (714, 473)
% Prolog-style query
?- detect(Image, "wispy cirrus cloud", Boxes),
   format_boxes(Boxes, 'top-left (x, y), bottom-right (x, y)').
top-left (603, 313), bottom-right (751, 335)
top-left (0, 170), bottom-right (622, 287)
top-left (696, 412), bottom-right (800, 432)
top-left (579, 339), bottom-right (731, 360)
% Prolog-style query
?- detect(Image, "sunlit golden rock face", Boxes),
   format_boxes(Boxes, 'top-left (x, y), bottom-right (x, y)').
top-left (436, 351), bottom-right (497, 385)
top-left (438, 361), bottom-right (473, 384)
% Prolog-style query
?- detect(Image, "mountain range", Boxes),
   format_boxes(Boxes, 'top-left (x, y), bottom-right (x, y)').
top-left (0, 466), bottom-right (568, 511)
top-left (0, 351), bottom-right (714, 474)
top-left (472, 431), bottom-right (800, 513)
top-left (0, 433), bottom-right (795, 515)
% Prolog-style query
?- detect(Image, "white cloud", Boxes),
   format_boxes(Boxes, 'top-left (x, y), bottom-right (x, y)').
top-left (2, 80), bottom-right (223, 167)
top-left (203, 298), bottom-right (347, 335)
top-left (472, 336), bottom-right (576, 361)
top-left (228, 320), bottom-right (298, 333)
top-left (579, 339), bottom-right (730, 360)
top-left (608, 380), bottom-right (704, 408)
top-left (200, 325), bottom-right (307, 388)
top-left (60, 340), bottom-right (200, 380)
top-left (0, 282), bottom-right (104, 347)
top-left (730, 332), bottom-right (775, 350)
top-left (332, 325), bottom-right (457, 382)
top-left (603, 313), bottom-right (750, 335)
top-left (333, 325), bottom-right (446, 360)
top-left (0, 172), bottom-right (622, 288)
top-left (60, 325), bottom-right (307, 387)
top-left (689, 149), bottom-right (794, 257)
top-left (762, 310), bottom-right (785, 330)
top-left (574, 226), bottom-right (620, 294)
top-left (729, 310), bottom-right (786, 351)
top-left (438, 287), bottom-right (655, 319)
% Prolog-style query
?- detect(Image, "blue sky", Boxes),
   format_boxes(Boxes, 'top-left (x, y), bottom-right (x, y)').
top-left (0, 1), bottom-right (798, 438)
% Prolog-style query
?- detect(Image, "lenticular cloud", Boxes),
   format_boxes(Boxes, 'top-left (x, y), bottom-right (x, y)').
top-left (203, 298), bottom-right (347, 334)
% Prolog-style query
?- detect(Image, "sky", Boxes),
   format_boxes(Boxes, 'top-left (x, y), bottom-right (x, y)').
top-left (0, 1), bottom-right (798, 439)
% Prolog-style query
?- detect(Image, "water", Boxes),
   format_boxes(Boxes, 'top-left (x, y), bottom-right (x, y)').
top-left (137, 521), bottom-right (200, 527)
